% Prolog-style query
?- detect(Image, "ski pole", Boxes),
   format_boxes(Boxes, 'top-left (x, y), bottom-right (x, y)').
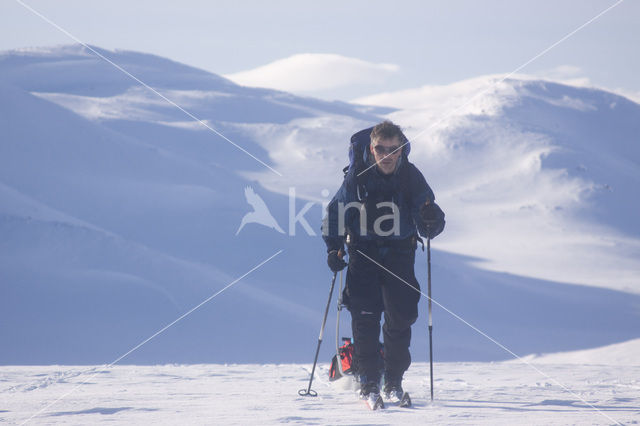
top-left (427, 236), bottom-right (434, 401)
top-left (299, 271), bottom-right (338, 397)
top-left (335, 269), bottom-right (344, 376)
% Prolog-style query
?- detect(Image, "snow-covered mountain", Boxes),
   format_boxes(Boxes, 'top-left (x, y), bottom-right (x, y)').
top-left (1, 45), bottom-right (639, 367)
top-left (355, 76), bottom-right (640, 291)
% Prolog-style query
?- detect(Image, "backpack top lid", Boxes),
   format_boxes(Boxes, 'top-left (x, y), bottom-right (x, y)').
top-left (348, 126), bottom-right (411, 174)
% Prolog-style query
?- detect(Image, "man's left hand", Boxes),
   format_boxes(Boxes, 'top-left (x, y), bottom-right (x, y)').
top-left (420, 201), bottom-right (445, 238)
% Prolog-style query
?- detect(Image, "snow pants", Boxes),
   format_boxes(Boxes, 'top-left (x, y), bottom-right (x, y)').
top-left (344, 242), bottom-right (421, 383)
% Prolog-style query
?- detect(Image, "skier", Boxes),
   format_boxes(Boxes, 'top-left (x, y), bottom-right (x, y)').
top-left (322, 120), bottom-right (445, 407)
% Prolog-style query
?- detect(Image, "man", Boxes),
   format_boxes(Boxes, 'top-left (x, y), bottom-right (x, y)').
top-left (322, 120), bottom-right (445, 403)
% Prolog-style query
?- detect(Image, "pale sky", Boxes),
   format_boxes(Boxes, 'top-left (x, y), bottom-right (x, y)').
top-left (2, 0), bottom-right (638, 101)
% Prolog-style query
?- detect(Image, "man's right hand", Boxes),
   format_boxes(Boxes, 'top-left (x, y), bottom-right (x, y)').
top-left (327, 249), bottom-right (347, 272)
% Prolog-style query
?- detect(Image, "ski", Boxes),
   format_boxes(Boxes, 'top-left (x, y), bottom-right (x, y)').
top-left (399, 392), bottom-right (412, 408)
top-left (362, 393), bottom-right (385, 410)
top-left (383, 390), bottom-right (412, 408)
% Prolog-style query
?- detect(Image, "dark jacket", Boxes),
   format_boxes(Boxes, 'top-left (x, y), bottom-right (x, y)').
top-left (322, 150), bottom-right (444, 252)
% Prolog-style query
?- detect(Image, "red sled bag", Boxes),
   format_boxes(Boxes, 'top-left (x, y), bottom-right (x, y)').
top-left (329, 337), bottom-right (385, 382)
top-left (329, 337), bottom-right (355, 381)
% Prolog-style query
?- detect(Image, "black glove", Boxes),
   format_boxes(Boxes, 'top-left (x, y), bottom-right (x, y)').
top-left (420, 202), bottom-right (445, 239)
top-left (327, 249), bottom-right (347, 272)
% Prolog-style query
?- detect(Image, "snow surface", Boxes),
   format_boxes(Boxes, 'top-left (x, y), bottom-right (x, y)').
top-left (2, 362), bottom-right (639, 425)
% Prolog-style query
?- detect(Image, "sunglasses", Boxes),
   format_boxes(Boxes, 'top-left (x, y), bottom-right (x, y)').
top-left (373, 144), bottom-right (402, 155)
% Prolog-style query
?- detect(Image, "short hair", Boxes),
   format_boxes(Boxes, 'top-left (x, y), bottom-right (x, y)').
top-left (370, 120), bottom-right (407, 145)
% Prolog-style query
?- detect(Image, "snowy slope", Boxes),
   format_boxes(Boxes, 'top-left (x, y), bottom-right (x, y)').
top-left (0, 45), bottom-right (383, 365)
top-left (354, 76), bottom-right (640, 292)
top-left (253, 75), bottom-right (640, 292)
top-left (518, 337), bottom-right (640, 366)
top-left (1, 45), bottom-right (639, 369)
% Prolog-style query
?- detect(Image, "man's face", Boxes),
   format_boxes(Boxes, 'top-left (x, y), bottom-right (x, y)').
top-left (370, 136), bottom-right (402, 175)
